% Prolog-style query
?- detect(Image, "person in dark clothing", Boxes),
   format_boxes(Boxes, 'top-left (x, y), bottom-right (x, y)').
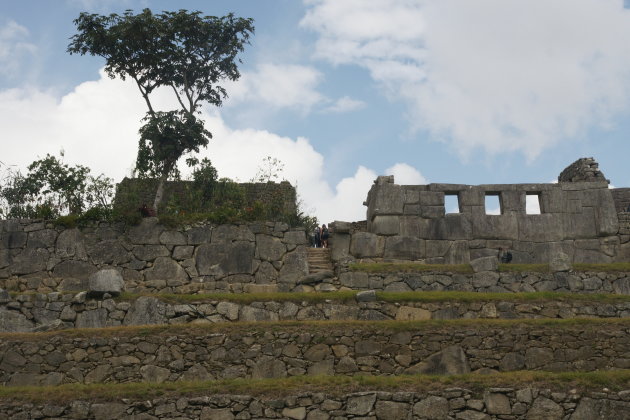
top-left (498, 248), bottom-right (513, 263)
top-left (313, 226), bottom-right (321, 248)
top-left (321, 224), bottom-right (329, 248)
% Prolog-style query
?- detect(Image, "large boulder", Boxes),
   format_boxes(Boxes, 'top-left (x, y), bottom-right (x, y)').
top-left (405, 345), bottom-right (470, 375)
top-left (88, 269), bottom-right (124, 296)
top-left (470, 256), bottom-right (498, 273)
top-left (549, 252), bottom-right (571, 272)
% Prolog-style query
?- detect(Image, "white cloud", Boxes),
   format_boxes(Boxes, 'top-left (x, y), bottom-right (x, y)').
top-left (301, 0), bottom-right (630, 159)
top-left (0, 70), bottom-right (425, 224)
top-left (0, 20), bottom-right (37, 78)
top-left (323, 96), bottom-right (366, 113)
top-left (385, 163), bottom-right (427, 185)
top-left (225, 63), bottom-right (325, 112)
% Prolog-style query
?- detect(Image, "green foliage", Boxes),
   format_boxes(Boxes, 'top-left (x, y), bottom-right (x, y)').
top-left (68, 9), bottom-right (254, 212)
top-left (0, 153), bottom-right (113, 219)
top-left (135, 111), bottom-right (211, 180)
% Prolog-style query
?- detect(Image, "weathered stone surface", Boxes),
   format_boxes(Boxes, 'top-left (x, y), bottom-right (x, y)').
top-left (132, 245), bottom-right (170, 261)
top-left (349, 232), bottom-right (385, 258)
top-left (251, 356), bottom-right (287, 379)
top-left (200, 408), bottom-right (235, 420)
top-left (613, 277), bottom-right (630, 295)
top-left (472, 271), bottom-right (500, 288)
top-left (11, 248), bottom-right (49, 275)
top-left (53, 260), bottom-right (97, 279)
top-left (384, 236), bottom-right (424, 259)
top-left (1, 231), bottom-right (26, 248)
top-left (144, 257), bottom-right (188, 283)
top-left (346, 393), bottom-right (377, 416)
top-left (406, 346), bottom-right (470, 375)
top-left (0, 308), bottom-right (33, 332)
top-left (526, 396), bottom-right (563, 419)
top-left (396, 306), bottom-right (431, 321)
top-left (195, 241), bottom-right (255, 276)
top-left (128, 218), bottom-right (163, 244)
top-left (123, 296), bottom-right (167, 325)
top-left (549, 252), bottom-right (571, 272)
top-left (256, 235), bottom-right (286, 261)
top-left (159, 230), bottom-right (187, 245)
top-left (76, 308), bottom-right (108, 328)
top-left (413, 396), bottom-right (449, 419)
top-left (484, 392), bottom-right (511, 415)
top-left (87, 240), bottom-right (130, 265)
top-left (88, 269), bottom-right (124, 295)
top-left (470, 256), bottom-right (498, 273)
top-left (375, 401), bottom-right (409, 420)
top-left (140, 364), bottom-right (170, 383)
top-left (339, 272), bottom-right (369, 289)
top-left (27, 229), bottom-right (57, 248)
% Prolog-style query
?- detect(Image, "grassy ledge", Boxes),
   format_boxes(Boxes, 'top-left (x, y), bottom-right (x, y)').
top-left (0, 371), bottom-right (628, 403)
top-left (1, 318), bottom-right (629, 340)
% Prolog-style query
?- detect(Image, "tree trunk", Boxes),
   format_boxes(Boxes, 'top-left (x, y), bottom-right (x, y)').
top-left (152, 174), bottom-right (168, 215)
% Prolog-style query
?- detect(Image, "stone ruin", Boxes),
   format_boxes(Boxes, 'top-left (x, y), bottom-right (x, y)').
top-left (351, 157), bottom-right (628, 264)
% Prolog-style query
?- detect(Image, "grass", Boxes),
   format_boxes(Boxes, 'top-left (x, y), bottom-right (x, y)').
top-left (2, 318), bottom-right (628, 341)
top-left (0, 370), bottom-right (628, 403)
top-left (573, 262), bottom-right (630, 272)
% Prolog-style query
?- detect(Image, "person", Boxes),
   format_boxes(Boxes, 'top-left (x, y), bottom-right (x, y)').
top-left (498, 248), bottom-right (513, 263)
top-left (313, 226), bottom-right (321, 248)
top-left (321, 224), bottom-right (329, 248)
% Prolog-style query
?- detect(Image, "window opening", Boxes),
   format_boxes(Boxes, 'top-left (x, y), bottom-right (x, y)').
top-left (526, 193), bottom-right (542, 214)
top-left (484, 193), bottom-right (501, 215)
top-left (445, 193), bottom-right (460, 214)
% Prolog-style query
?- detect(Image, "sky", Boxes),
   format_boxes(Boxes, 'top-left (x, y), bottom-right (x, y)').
top-left (2, 0), bottom-right (630, 224)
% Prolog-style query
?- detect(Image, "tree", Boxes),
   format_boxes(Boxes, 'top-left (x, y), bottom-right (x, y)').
top-left (0, 153), bottom-right (113, 219)
top-left (68, 9), bottom-right (254, 213)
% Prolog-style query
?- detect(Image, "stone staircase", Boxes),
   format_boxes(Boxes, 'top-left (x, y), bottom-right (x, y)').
top-left (307, 247), bottom-right (333, 273)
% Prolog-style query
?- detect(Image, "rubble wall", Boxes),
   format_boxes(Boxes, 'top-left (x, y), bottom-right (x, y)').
top-left (0, 218), bottom-right (309, 294)
top-left (1, 388), bottom-right (629, 420)
top-left (2, 293), bottom-right (629, 333)
top-left (0, 321), bottom-right (628, 386)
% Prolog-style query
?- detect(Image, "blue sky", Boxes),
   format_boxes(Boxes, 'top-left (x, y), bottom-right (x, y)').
top-left (2, 0), bottom-right (630, 223)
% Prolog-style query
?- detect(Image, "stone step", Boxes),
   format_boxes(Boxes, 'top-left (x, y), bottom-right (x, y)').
top-left (1, 319), bottom-right (628, 386)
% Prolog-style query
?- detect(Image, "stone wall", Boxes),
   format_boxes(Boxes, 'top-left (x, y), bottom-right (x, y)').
top-left (350, 173), bottom-right (625, 264)
top-left (114, 177), bottom-right (297, 215)
top-left (0, 388), bottom-right (628, 419)
top-left (336, 270), bottom-right (630, 294)
top-left (0, 218), bottom-right (309, 293)
top-left (2, 292), bottom-right (629, 333)
top-left (1, 321), bottom-right (628, 386)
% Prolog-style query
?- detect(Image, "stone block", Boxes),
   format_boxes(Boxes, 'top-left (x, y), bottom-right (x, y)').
top-left (436, 214), bottom-right (473, 240)
top-left (420, 205), bottom-right (445, 218)
top-left (472, 271), bottom-right (500, 288)
top-left (405, 345), bottom-right (470, 375)
top-left (256, 235), bottom-right (286, 261)
top-left (371, 215), bottom-right (400, 235)
top-left (1, 231), bottom-right (27, 248)
top-left (403, 204), bottom-right (420, 215)
top-left (123, 296), bottom-right (167, 325)
top-left (384, 236), bottom-right (425, 260)
top-left (53, 260), bottom-right (96, 279)
top-left (330, 233), bottom-right (350, 262)
top-left (444, 240), bottom-right (470, 264)
top-left (425, 240), bottom-right (451, 258)
top-left (144, 257), bottom-right (189, 283)
top-left (472, 213), bottom-right (518, 240)
top-left (159, 230), bottom-right (187, 245)
top-left (339, 272), bottom-right (369, 289)
top-left (396, 306), bottom-right (431, 320)
top-left (88, 269), bottom-right (124, 295)
top-left (562, 209), bottom-right (597, 239)
top-left (596, 189), bottom-right (619, 236)
top-left (368, 183), bottom-right (404, 217)
top-left (459, 187), bottom-right (484, 206)
top-left (349, 232), bottom-right (384, 258)
top-left (518, 214), bottom-right (563, 242)
top-left (11, 248), bottom-right (49, 275)
top-left (127, 217), bottom-right (163, 244)
top-left (27, 229), bottom-right (58, 248)
top-left (418, 190), bottom-right (444, 206)
top-left (501, 191), bottom-right (525, 213)
top-left (549, 252), bottom-right (571, 272)
top-left (484, 392), bottom-right (511, 415)
top-left (539, 188), bottom-right (564, 213)
top-left (400, 217), bottom-right (420, 237)
top-left (413, 396), bottom-right (449, 419)
top-left (470, 256), bottom-right (498, 273)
